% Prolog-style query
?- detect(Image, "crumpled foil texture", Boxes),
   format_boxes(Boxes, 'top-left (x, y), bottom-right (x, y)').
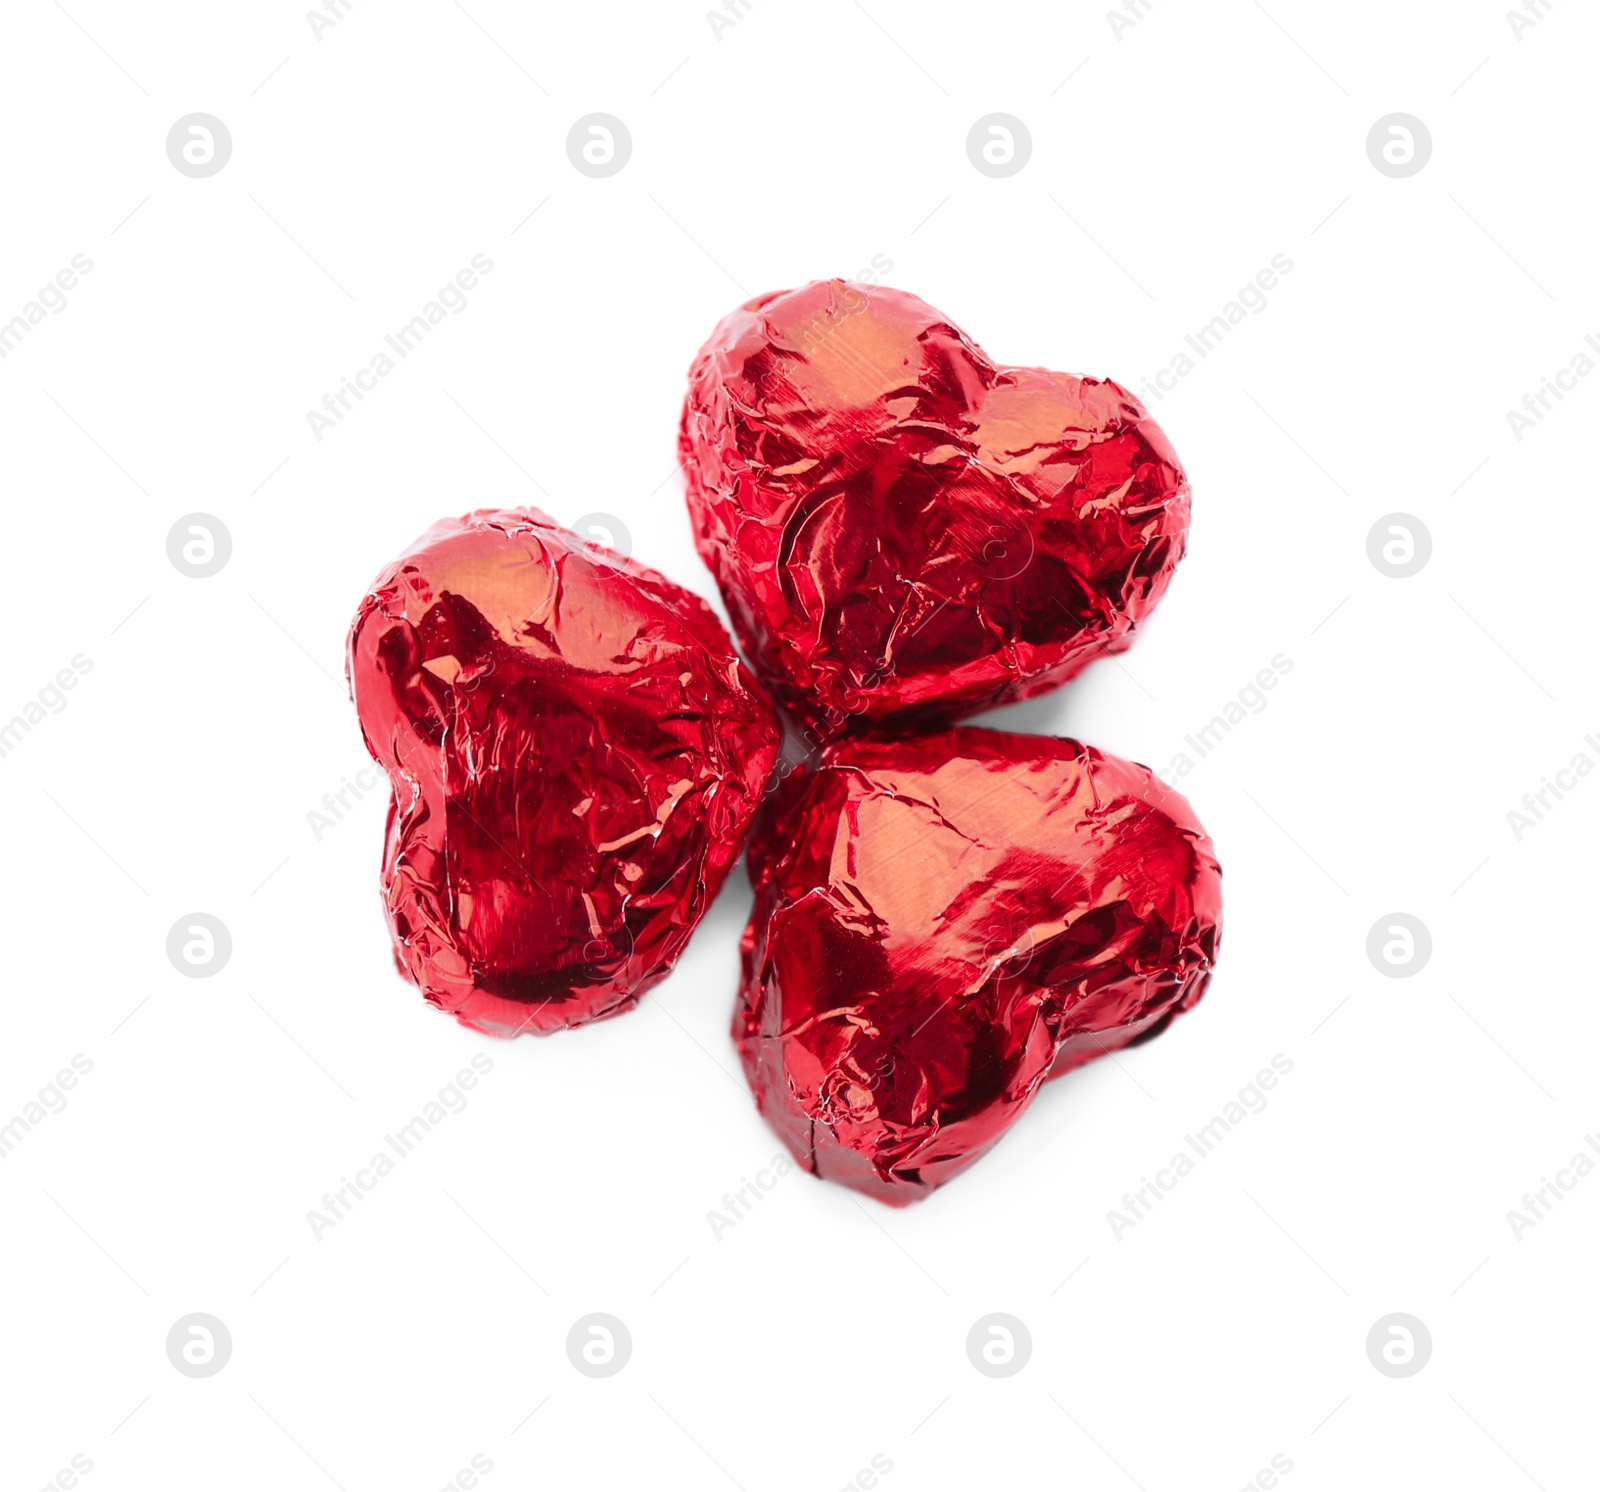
top-left (348, 508), bottom-right (781, 1036)
top-left (735, 727), bottom-right (1222, 1203)
top-left (680, 280), bottom-right (1190, 740)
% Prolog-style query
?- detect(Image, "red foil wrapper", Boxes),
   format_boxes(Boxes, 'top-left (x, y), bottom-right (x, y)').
top-left (348, 509), bottom-right (781, 1036)
top-left (680, 280), bottom-right (1190, 740)
top-left (736, 727), bottom-right (1221, 1204)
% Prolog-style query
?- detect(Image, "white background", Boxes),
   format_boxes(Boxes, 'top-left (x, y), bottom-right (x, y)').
top-left (2, 1), bottom-right (1596, 1488)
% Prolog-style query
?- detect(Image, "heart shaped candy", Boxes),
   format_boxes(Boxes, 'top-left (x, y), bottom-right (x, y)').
top-left (735, 727), bottom-right (1222, 1204)
top-left (348, 508), bottom-right (780, 1036)
top-left (681, 280), bottom-right (1190, 739)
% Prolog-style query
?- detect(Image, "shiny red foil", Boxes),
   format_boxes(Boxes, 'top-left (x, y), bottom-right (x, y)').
top-left (348, 509), bottom-right (781, 1036)
top-left (736, 728), bottom-right (1222, 1204)
top-left (680, 280), bottom-right (1190, 740)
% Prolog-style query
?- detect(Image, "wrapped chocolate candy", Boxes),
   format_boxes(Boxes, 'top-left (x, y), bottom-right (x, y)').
top-left (736, 727), bottom-right (1222, 1204)
top-left (680, 279), bottom-right (1191, 740)
top-left (348, 509), bottom-right (781, 1036)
